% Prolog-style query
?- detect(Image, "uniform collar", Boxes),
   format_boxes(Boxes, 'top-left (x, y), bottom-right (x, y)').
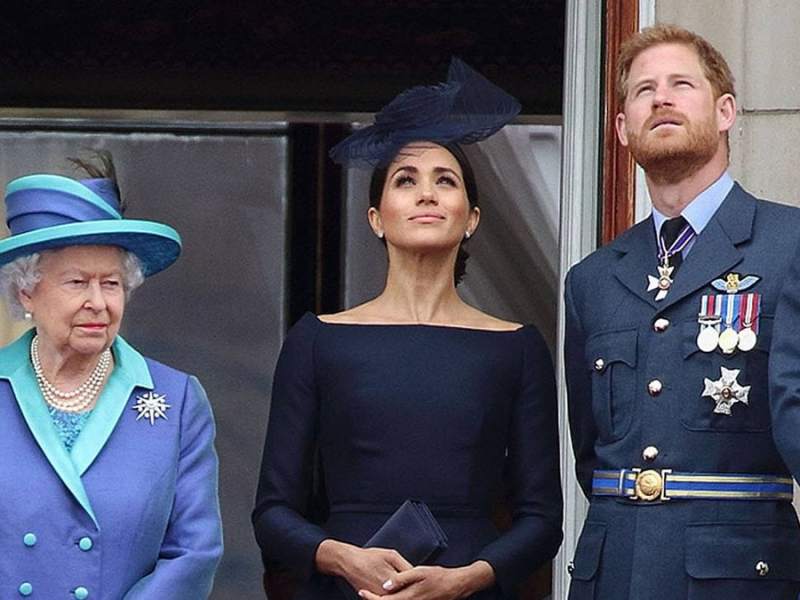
top-left (611, 182), bottom-right (754, 313)
top-left (0, 330), bottom-right (153, 527)
top-left (652, 171), bottom-right (734, 238)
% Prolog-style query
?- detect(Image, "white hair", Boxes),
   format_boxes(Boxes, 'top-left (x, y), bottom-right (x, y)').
top-left (0, 247), bottom-right (145, 320)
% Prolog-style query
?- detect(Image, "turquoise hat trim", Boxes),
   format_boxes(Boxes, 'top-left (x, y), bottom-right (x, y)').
top-left (7, 174), bottom-right (122, 219)
top-left (0, 219), bottom-right (181, 276)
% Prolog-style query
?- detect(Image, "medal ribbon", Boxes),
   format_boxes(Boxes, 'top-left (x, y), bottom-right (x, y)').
top-left (700, 294), bottom-right (722, 318)
top-left (658, 223), bottom-right (696, 264)
top-left (720, 294), bottom-right (740, 329)
top-left (739, 292), bottom-right (761, 333)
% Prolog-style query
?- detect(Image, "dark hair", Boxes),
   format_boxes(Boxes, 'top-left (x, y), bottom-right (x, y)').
top-left (368, 143), bottom-right (478, 286)
top-left (67, 150), bottom-right (126, 213)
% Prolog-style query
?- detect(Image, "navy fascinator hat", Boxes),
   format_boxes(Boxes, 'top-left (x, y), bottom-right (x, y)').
top-left (329, 58), bottom-right (521, 168)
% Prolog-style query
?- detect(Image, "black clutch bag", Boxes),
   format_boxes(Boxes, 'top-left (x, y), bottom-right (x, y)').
top-left (337, 499), bottom-right (448, 598)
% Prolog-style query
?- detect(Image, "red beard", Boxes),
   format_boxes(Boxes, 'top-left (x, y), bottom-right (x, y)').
top-left (626, 108), bottom-right (719, 184)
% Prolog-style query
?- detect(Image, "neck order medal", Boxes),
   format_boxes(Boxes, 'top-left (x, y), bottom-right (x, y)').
top-left (647, 220), bottom-right (695, 301)
top-left (647, 264), bottom-right (675, 301)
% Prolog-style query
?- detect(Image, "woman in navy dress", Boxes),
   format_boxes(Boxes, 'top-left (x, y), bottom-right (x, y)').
top-left (253, 59), bottom-right (562, 600)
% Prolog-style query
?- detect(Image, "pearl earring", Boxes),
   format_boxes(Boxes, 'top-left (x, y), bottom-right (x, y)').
top-left (24, 311), bottom-right (32, 321)
top-left (464, 231), bottom-right (472, 239)
top-left (376, 231), bottom-right (384, 239)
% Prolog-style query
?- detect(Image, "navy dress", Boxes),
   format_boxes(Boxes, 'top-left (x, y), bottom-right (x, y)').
top-left (253, 313), bottom-right (562, 599)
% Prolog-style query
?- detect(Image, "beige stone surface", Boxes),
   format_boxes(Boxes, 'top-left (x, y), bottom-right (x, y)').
top-left (656, 0), bottom-right (747, 105)
top-left (729, 112), bottom-right (800, 205)
top-left (741, 1), bottom-right (800, 110)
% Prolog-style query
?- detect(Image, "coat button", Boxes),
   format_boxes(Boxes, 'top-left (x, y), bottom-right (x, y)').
top-left (23, 533), bottom-right (37, 547)
top-left (74, 587), bottom-right (90, 599)
top-left (567, 561), bottom-right (575, 574)
top-left (78, 537), bottom-right (93, 551)
top-left (653, 318), bottom-right (670, 332)
top-left (642, 446), bottom-right (659, 461)
top-left (755, 561), bottom-right (769, 576)
top-left (594, 358), bottom-right (605, 371)
top-left (18, 582), bottom-right (33, 596)
top-left (648, 379), bottom-right (663, 396)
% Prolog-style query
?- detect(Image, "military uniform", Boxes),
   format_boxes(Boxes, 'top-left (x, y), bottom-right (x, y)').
top-left (565, 180), bottom-right (800, 599)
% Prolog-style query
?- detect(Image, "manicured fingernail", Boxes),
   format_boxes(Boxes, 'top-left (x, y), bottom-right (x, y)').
top-left (358, 592), bottom-right (366, 598)
top-left (383, 579), bottom-right (394, 590)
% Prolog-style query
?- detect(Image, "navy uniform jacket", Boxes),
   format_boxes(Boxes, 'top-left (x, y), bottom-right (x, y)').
top-left (0, 330), bottom-right (223, 599)
top-left (565, 184), bottom-right (800, 599)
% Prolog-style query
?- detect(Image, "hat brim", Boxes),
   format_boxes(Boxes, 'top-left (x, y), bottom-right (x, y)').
top-left (0, 219), bottom-right (181, 277)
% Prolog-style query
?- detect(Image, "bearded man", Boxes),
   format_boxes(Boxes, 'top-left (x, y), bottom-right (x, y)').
top-left (564, 24), bottom-right (800, 599)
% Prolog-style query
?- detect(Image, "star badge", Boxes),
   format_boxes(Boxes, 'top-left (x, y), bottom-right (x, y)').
top-left (132, 391), bottom-right (171, 425)
top-left (647, 264), bottom-right (675, 301)
top-left (702, 367), bottom-right (750, 415)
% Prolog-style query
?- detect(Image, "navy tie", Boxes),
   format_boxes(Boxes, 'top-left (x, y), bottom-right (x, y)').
top-left (661, 216), bottom-right (689, 272)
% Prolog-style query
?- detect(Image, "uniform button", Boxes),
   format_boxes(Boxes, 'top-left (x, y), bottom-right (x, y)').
top-left (78, 536), bottom-right (93, 551)
top-left (755, 561), bottom-right (769, 576)
top-left (74, 587), bottom-right (90, 599)
top-left (23, 533), bottom-right (37, 547)
top-left (642, 446), bottom-right (659, 461)
top-left (653, 318), bottom-right (670, 332)
top-left (648, 379), bottom-right (663, 396)
top-left (594, 358), bottom-right (605, 371)
top-left (18, 582), bottom-right (33, 596)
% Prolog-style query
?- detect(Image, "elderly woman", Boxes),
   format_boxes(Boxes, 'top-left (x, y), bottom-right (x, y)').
top-left (253, 60), bottom-right (562, 600)
top-left (0, 155), bottom-right (222, 599)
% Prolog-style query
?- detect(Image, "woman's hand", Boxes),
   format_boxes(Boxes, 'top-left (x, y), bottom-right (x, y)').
top-left (315, 539), bottom-right (413, 594)
top-left (358, 560), bottom-right (495, 600)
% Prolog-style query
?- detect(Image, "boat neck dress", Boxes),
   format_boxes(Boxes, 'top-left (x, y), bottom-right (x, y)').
top-left (253, 313), bottom-right (563, 599)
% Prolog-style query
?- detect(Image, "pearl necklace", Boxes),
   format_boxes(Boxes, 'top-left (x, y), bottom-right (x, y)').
top-left (30, 336), bottom-right (111, 413)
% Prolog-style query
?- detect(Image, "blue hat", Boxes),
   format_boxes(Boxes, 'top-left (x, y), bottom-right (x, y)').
top-left (0, 174), bottom-right (181, 276)
top-left (329, 57), bottom-right (521, 168)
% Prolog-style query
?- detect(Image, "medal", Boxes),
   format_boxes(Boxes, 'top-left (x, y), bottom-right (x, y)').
top-left (702, 366), bottom-right (750, 415)
top-left (697, 295), bottom-right (722, 353)
top-left (737, 292), bottom-right (761, 352)
top-left (717, 294), bottom-right (740, 354)
top-left (697, 291), bottom-right (762, 354)
top-left (718, 327), bottom-right (739, 354)
top-left (647, 264), bottom-right (675, 301)
top-left (738, 327), bottom-right (757, 352)
top-left (647, 221), bottom-right (696, 301)
top-left (697, 322), bottom-right (720, 352)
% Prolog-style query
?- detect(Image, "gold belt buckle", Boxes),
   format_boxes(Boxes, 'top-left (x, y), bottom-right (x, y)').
top-left (632, 468), bottom-right (672, 502)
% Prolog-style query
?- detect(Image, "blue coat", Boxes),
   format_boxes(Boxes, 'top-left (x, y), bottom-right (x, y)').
top-left (0, 330), bottom-right (222, 599)
top-left (564, 184), bottom-right (800, 599)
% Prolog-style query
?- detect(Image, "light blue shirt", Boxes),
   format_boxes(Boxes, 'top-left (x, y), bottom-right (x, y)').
top-left (652, 171), bottom-right (734, 257)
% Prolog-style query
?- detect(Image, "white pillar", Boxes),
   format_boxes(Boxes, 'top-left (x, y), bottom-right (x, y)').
top-left (554, 0), bottom-right (602, 597)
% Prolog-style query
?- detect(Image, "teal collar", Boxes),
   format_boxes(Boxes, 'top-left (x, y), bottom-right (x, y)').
top-left (0, 330), bottom-right (153, 527)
